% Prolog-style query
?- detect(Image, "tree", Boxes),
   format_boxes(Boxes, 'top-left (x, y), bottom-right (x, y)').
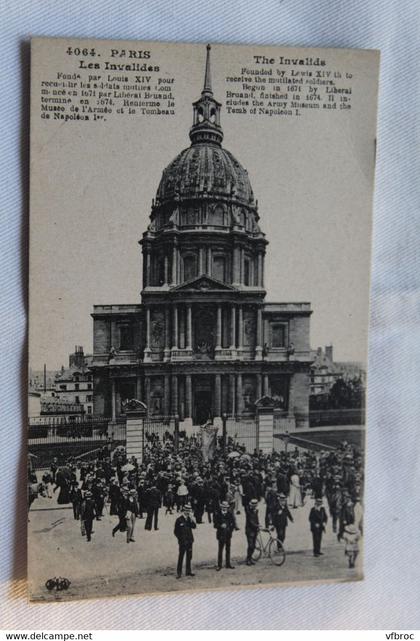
top-left (328, 376), bottom-right (365, 409)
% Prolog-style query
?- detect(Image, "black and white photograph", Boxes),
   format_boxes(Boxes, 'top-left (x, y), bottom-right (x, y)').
top-left (28, 37), bottom-right (379, 601)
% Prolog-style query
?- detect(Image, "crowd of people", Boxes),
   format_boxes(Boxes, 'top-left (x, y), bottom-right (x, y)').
top-left (29, 432), bottom-right (364, 576)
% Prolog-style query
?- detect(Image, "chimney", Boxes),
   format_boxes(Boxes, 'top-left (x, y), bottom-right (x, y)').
top-left (69, 346), bottom-right (85, 368)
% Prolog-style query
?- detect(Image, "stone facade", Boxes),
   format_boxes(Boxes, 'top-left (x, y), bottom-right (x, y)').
top-left (91, 46), bottom-right (313, 429)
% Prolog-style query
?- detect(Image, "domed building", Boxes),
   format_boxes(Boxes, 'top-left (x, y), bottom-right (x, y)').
top-left (91, 46), bottom-right (312, 434)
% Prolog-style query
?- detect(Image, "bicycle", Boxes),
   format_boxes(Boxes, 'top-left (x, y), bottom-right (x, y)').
top-left (251, 527), bottom-right (286, 566)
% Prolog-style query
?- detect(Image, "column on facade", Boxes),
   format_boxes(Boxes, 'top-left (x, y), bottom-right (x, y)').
top-left (185, 374), bottom-right (192, 418)
top-left (199, 247), bottom-right (205, 275)
top-left (240, 247), bottom-right (244, 284)
top-left (145, 376), bottom-right (151, 412)
top-left (233, 245), bottom-right (240, 284)
top-left (164, 254), bottom-right (169, 286)
top-left (207, 247), bottom-right (212, 276)
top-left (172, 244), bottom-right (178, 286)
top-left (171, 374), bottom-right (179, 416)
top-left (216, 304), bottom-right (222, 349)
top-left (257, 252), bottom-right (263, 287)
top-left (136, 375), bottom-right (142, 402)
top-left (145, 307), bottom-right (151, 350)
top-left (186, 304), bottom-right (192, 350)
top-left (238, 305), bottom-right (243, 350)
top-left (144, 306), bottom-right (152, 362)
top-left (164, 307), bottom-right (171, 359)
top-left (255, 306), bottom-right (263, 359)
top-left (256, 373), bottom-right (262, 400)
top-left (236, 373), bottom-right (243, 416)
top-left (263, 374), bottom-right (270, 396)
top-left (229, 374), bottom-right (236, 416)
top-left (164, 374), bottom-right (170, 416)
top-left (261, 252), bottom-right (265, 288)
top-left (172, 304), bottom-right (178, 350)
top-left (215, 374), bottom-right (222, 417)
top-left (111, 379), bottom-right (116, 421)
top-left (230, 304), bottom-right (236, 350)
top-left (145, 250), bottom-right (151, 287)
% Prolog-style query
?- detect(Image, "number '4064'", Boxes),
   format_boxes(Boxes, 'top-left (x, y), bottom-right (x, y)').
top-left (66, 47), bottom-right (97, 57)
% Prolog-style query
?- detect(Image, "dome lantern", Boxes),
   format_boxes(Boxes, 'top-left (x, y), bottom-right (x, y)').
top-left (189, 45), bottom-right (224, 147)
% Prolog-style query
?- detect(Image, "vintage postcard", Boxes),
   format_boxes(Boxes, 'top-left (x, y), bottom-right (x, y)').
top-left (28, 37), bottom-right (379, 601)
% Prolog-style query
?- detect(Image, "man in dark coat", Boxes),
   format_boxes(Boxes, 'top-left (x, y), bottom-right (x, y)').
top-left (144, 484), bottom-right (162, 531)
top-left (264, 481), bottom-right (278, 528)
top-left (242, 474), bottom-right (257, 510)
top-left (112, 488), bottom-right (128, 538)
top-left (70, 483), bottom-right (82, 520)
top-left (81, 490), bottom-right (96, 542)
top-left (277, 468), bottom-right (290, 496)
top-left (329, 483), bottom-right (343, 533)
top-left (272, 493), bottom-right (293, 545)
top-left (309, 498), bottom-right (328, 556)
top-left (213, 501), bottom-right (236, 570)
top-left (174, 503), bottom-right (196, 579)
top-left (245, 498), bottom-right (260, 565)
top-left (125, 488), bottom-right (140, 543)
top-left (190, 478), bottom-right (206, 524)
top-left (136, 478), bottom-right (147, 518)
top-left (92, 479), bottom-right (105, 520)
top-left (109, 478), bottom-right (121, 516)
top-left (50, 458), bottom-right (58, 484)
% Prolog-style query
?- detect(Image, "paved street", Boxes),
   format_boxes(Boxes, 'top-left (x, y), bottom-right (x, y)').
top-left (29, 492), bottom-right (362, 601)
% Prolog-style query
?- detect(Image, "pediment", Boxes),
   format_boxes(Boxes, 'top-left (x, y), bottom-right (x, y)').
top-left (173, 275), bottom-right (237, 292)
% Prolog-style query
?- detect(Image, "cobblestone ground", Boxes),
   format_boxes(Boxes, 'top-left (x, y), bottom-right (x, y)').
top-left (28, 492), bottom-right (362, 601)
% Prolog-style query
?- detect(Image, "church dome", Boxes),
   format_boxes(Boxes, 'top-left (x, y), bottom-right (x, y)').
top-left (154, 45), bottom-right (255, 209)
top-left (156, 143), bottom-right (254, 206)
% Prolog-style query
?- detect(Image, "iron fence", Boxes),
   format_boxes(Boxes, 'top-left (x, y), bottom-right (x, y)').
top-left (224, 416), bottom-right (258, 454)
top-left (28, 416), bottom-right (125, 469)
top-left (307, 408), bottom-right (365, 428)
top-left (143, 416), bottom-right (175, 444)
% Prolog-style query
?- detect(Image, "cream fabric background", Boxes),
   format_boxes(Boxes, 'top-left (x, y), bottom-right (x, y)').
top-left (1, 0), bottom-right (420, 629)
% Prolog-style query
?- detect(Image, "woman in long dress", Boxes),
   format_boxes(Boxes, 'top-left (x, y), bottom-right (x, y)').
top-left (54, 468), bottom-right (71, 504)
top-left (288, 471), bottom-right (302, 508)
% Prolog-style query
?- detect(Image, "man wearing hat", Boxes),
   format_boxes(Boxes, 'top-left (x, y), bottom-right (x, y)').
top-left (126, 488), bottom-right (140, 543)
top-left (80, 490), bottom-right (96, 542)
top-left (264, 481), bottom-right (279, 528)
top-left (272, 493), bottom-right (293, 546)
top-left (144, 483), bottom-right (162, 531)
top-left (174, 503), bottom-right (196, 579)
top-left (213, 501), bottom-right (236, 570)
top-left (309, 498), bottom-right (328, 556)
top-left (245, 498), bottom-right (260, 565)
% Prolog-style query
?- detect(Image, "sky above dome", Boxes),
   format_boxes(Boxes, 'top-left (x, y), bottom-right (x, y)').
top-left (29, 41), bottom-right (377, 369)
